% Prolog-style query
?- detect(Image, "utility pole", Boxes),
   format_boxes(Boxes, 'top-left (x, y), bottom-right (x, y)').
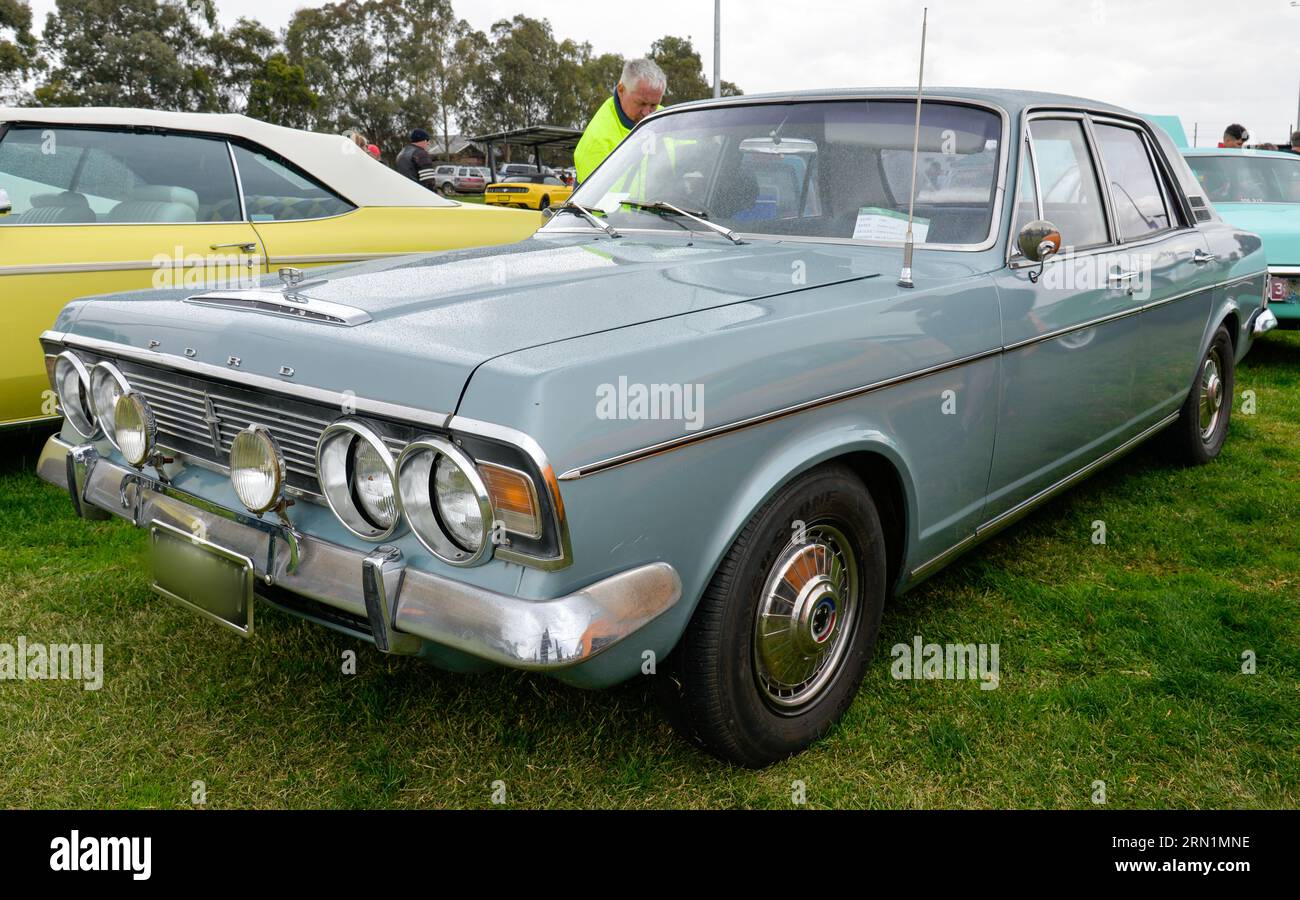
top-left (713, 0), bottom-right (722, 99)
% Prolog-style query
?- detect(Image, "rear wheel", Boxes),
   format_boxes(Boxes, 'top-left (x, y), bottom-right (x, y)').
top-left (439, 182), bottom-right (455, 197)
top-left (539, 195), bottom-right (551, 210)
top-left (657, 464), bottom-right (887, 767)
top-left (1162, 324), bottom-right (1234, 465)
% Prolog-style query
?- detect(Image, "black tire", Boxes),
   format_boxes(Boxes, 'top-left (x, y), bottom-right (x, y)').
top-left (539, 195), bottom-right (551, 210)
top-left (657, 463), bottom-right (887, 767)
top-left (1162, 324), bottom-right (1234, 465)
top-left (439, 182), bottom-right (455, 197)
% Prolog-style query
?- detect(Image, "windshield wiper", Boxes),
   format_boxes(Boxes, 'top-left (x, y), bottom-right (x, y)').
top-left (621, 200), bottom-right (745, 244)
top-left (551, 200), bottom-right (621, 238)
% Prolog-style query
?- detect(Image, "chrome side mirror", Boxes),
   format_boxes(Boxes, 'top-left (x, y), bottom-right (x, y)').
top-left (0, 188), bottom-right (11, 216)
top-left (1017, 219), bottom-right (1061, 283)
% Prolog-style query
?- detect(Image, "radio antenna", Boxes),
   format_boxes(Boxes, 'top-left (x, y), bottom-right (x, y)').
top-left (897, 7), bottom-right (928, 289)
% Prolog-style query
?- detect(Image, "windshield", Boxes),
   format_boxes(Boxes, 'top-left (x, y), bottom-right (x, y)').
top-left (1185, 154), bottom-right (1300, 204)
top-left (561, 99), bottom-right (1004, 245)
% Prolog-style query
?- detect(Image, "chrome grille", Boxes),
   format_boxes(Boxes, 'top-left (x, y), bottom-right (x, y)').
top-left (111, 360), bottom-right (376, 499)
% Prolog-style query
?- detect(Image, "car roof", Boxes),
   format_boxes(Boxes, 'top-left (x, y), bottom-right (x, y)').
top-left (0, 106), bottom-right (456, 209)
top-left (660, 86), bottom-right (1139, 119)
top-left (1182, 148), bottom-right (1300, 160)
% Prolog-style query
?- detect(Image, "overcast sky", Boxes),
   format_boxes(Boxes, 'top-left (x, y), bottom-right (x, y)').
top-left (24, 0), bottom-right (1300, 144)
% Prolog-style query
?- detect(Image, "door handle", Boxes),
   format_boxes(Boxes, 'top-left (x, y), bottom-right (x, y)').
top-left (1193, 249), bottom-right (1217, 265)
top-left (210, 242), bottom-right (258, 253)
top-left (1108, 269), bottom-right (1138, 285)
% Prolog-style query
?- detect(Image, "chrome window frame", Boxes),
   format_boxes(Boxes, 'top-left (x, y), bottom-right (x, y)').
top-left (543, 93), bottom-right (1013, 253)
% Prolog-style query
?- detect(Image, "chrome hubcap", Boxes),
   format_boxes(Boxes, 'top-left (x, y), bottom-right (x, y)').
top-left (1199, 352), bottom-right (1224, 439)
top-left (753, 523), bottom-right (859, 710)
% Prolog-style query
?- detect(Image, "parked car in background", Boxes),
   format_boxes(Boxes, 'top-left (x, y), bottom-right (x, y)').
top-left (1183, 148), bottom-right (1300, 329)
top-left (0, 107), bottom-right (541, 430)
top-left (35, 88), bottom-right (1272, 766)
top-left (436, 166), bottom-right (486, 197)
top-left (484, 173), bottom-right (573, 210)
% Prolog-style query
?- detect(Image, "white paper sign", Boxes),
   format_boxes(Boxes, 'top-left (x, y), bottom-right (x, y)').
top-left (852, 207), bottom-right (929, 242)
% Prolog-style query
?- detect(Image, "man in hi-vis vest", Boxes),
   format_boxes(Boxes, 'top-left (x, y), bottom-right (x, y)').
top-left (574, 59), bottom-right (666, 184)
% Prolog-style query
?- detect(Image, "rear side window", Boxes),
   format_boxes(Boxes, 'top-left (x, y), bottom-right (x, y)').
top-left (230, 143), bottom-right (354, 221)
top-left (0, 125), bottom-right (241, 224)
top-left (1092, 124), bottom-right (1171, 240)
top-left (1027, 118), bottom-right (1110, 250)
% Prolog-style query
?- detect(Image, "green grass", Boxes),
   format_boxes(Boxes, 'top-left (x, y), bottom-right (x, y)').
top-left (1, 333), bottom-right (1297, 809)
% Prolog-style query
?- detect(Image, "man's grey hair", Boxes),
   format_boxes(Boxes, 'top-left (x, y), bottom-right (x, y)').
top-left (620, 58), bottom-right (667, 93)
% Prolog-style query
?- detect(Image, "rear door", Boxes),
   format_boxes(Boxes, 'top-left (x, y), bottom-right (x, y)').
top-left (0, 123), bottom-right (262, 425)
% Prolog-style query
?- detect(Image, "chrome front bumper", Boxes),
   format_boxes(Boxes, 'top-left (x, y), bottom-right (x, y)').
top-left (36, 436), bottom-right (681, 670)
top-left (1253, 307), bottom-right (1278, 336)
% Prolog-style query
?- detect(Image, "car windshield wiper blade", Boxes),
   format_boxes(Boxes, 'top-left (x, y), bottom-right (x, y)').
top-left (621, 200), bottom-right (745, 244)
top-left (552, 201), bottom-right (621, 238)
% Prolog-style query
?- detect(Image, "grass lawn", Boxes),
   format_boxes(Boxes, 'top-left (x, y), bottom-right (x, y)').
top-left (1, 332), bottom-right (1296, 809)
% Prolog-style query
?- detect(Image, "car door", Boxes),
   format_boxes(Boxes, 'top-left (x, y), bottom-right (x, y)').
top-left (985, 114), bottom-right (1147, 519)
top-left (1089, 118), bottom-right (1219, 423)
top-left (0, 123), bottom-right (263, 426)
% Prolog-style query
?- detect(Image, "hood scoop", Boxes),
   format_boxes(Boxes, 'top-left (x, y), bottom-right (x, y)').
top-left (184, 289), bottom-right (372, 327)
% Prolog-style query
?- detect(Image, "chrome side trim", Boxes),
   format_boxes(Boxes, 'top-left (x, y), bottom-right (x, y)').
top-left (0, 259), bottom-right (261, 277)
top-left (43, 330), bottom-right (450, 429)
top-left (909, 411), bottom-right (1180, 581)
top-left (556, 346), bottom-right (1004, 480)
top-left (264, 252), bottom-right (409, 266)
top-left (1268, 265), bottom-right (1300, 276)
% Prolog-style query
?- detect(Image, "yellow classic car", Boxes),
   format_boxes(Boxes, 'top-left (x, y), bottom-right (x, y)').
top-left (484, 174), bottom-right (574, 211)
top-left (0, 107), bottom-right (541, 429)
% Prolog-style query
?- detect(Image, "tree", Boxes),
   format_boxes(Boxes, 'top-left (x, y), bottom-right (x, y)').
top-left (648, 34), bottom-right (742, 105)
top-left (36, 0), bottom-right (219, 110)
top-left (246, 54), bottom-right (317, 129)
top-left (459, 15), bottom-right (587, 135)
top-left (207, 17), bottom-right (278, 114)
top-left (0, 0), bottom-right (40, 104)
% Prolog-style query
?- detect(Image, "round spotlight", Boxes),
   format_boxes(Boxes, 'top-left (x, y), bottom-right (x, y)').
top-left (114, 392), bottom-right (156, 467)
top-left (89, 362), bottom-right (131, 451)
top-left (229, 425), bottom-right (285, 514)
top-left (53, 351), bottom-right (98, 439)
top-left (397, 437), bottom-right (493, 566)
top-left (316, 420), bottom-right (402, 541)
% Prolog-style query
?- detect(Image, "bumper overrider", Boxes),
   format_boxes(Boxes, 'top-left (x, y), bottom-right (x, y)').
top-left (37, 434), bottom-right (681, 670)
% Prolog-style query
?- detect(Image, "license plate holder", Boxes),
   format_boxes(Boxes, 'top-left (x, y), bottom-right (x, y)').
top-left (149, 519), bottom-right (255, 636)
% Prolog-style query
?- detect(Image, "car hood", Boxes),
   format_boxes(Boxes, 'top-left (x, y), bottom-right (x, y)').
top-left (1213, 203), bottom-right (1300, 265)
top-left (58, 234), bottom-right (915, 416)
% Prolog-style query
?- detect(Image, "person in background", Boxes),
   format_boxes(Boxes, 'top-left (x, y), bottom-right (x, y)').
top-left (1220, 124), bottom-right (1249, 148)
top-left (366, 143), bottom-right (381, 161)
top-left (1256, 143), bottom-right (1278, 151)
top-left (573, 58), bottom-right (667, 184)
top-left (395, 128), bottom-right (437, 191)
top-left (1289, 131), bottom-right (1300, 155)
top-left (342, 129), bottom-right (368, 150)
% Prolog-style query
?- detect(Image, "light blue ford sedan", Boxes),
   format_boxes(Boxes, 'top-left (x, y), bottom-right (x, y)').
top-left (36, 88), bottom-right (1274, 766)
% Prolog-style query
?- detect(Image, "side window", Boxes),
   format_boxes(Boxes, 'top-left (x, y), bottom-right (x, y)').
top-left (1010, 141), bottom-right (1039, 255)
top-left (230, 143), bottom-right (355, 221)
top-left (1027, 118), bottom-right (1110, 250)
top-left (1092, 124), bottom-right (1171, 240)
top-left (0, 126), bottom-right (240, 224)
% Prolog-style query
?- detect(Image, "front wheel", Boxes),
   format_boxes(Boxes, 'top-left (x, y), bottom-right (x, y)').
top-left (657, 463), bottom-right (887, 767)
top-left (1162, 324), bottom-right (1234, 465)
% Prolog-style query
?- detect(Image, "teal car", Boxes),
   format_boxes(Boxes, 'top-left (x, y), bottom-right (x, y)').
top-left (1183, 148), bottom-right (1300, 329)
top-left (35, 89), bottom-right (1273, 766)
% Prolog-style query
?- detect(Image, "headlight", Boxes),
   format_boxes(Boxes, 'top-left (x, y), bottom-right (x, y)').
top-left (397, 437), bottom-right (493, 565)
top-left (317, 420), bottom-right (401, 540)
top-left (229, 425), bottom-right (285, 514)
top-left (89, 362), bottom-right (130, 450)
top-left (114, 392), bottom-right (156, 467)
top-left (53, 351), bottom-right (98, 439)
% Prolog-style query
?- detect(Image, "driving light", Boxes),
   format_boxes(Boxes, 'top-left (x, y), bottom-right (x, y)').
top-left (229, 425), bottom-right (285, 514)
top-left (114, 392), bottom-right (156, 467)
top-left (397, 437), bottom-right (493, 565)
top-left (316, 420), bottom-right (402, 540)
top-left (89, 362), bottom-right (131, 450)
top-left (53, 351), bottom-right (98, 439)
